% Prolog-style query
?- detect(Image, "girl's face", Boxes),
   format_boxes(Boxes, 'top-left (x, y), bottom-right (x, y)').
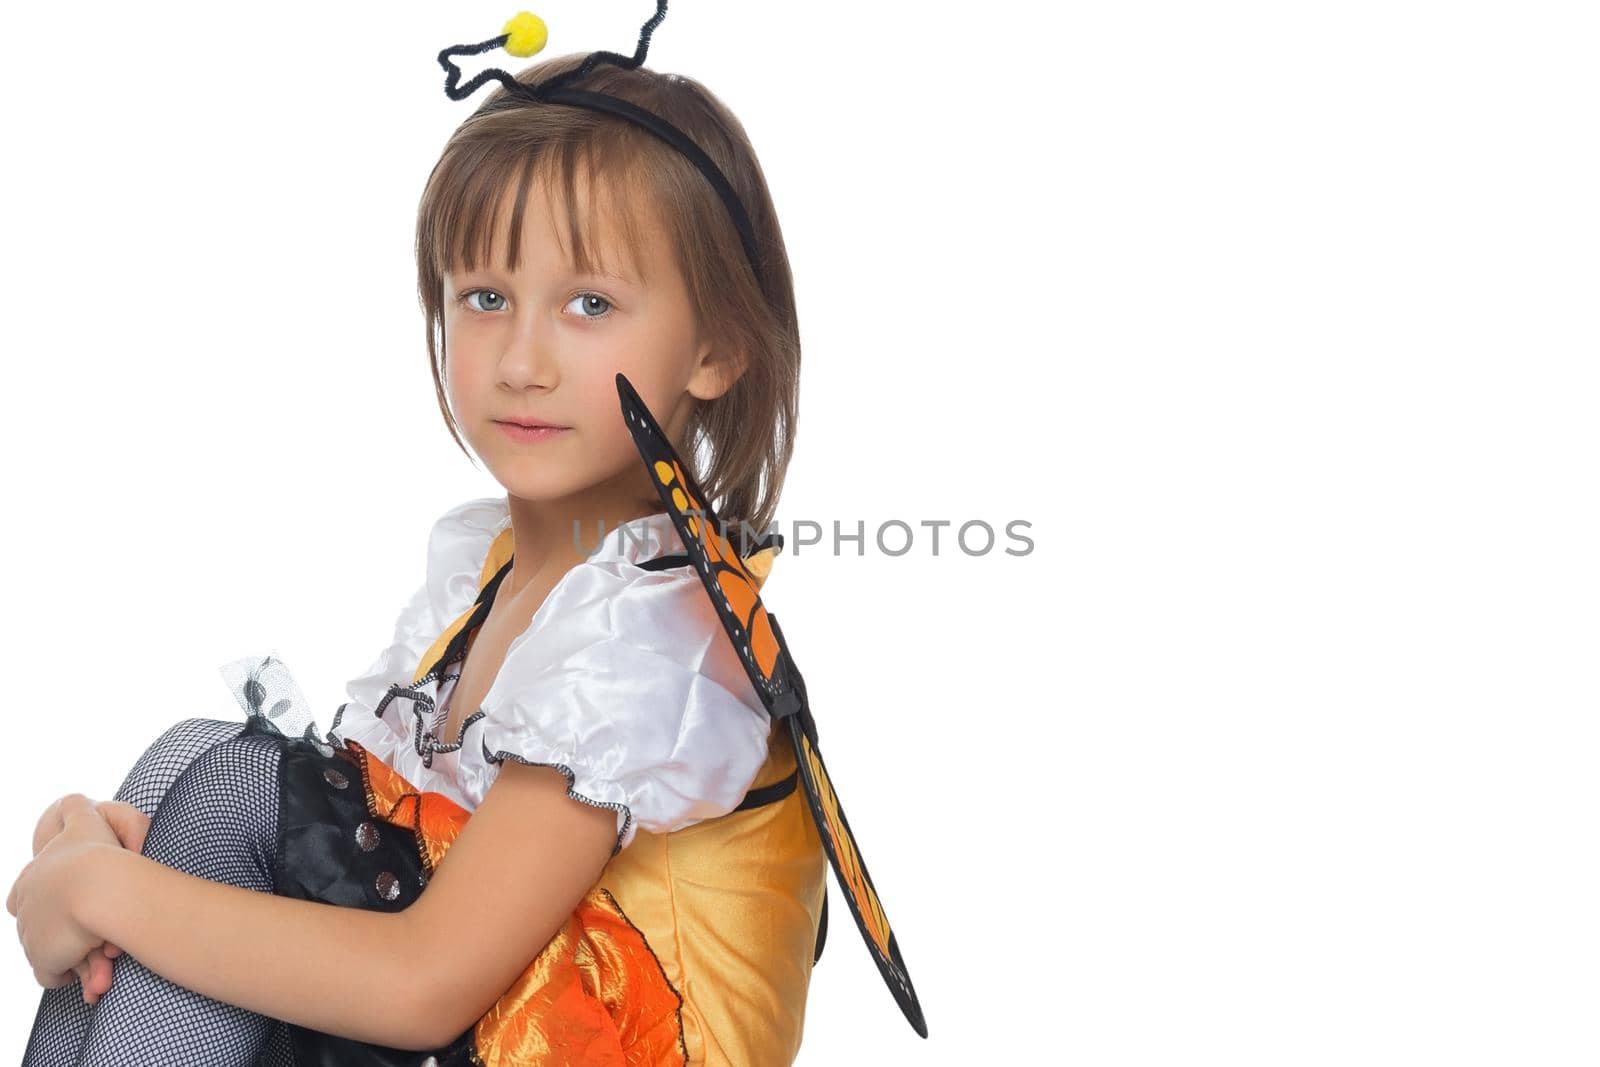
top-left (441, 174), bottom-right (738, 509)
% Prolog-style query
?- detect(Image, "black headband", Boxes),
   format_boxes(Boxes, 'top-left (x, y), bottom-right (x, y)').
top-left (437, 3), bottom-right (763, 282)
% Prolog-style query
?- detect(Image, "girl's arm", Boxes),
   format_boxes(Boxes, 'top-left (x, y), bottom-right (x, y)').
top-left (73, 761), bottom-right (617, 1051)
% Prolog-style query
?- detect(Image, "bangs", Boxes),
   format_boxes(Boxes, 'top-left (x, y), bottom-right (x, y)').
top-left (421, 131), bottom-right (659, 286)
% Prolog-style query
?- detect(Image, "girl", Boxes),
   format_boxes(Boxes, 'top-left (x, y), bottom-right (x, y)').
top-left (10, 8), bottom-right (827, 1064)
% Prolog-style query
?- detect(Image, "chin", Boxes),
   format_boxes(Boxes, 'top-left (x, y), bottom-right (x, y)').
top-left (492, 471), bottom-right (585, 502)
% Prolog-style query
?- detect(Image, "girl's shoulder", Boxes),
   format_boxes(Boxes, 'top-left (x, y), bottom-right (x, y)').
top-left (418, 493), bottom-right (719, 638)
top-left (421, 496), bottom-right (775, 852)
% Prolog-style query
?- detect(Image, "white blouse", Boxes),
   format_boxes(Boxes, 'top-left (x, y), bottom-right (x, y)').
top-left (219, 495), bottom-right (773, 854)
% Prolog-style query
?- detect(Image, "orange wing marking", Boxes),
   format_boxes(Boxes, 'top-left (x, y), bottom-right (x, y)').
top-left (799, 732), bottom-right (892, 957)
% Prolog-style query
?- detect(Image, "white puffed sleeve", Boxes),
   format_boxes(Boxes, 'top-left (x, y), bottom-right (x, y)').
top-left (452, 557), bottom-right (773, 855)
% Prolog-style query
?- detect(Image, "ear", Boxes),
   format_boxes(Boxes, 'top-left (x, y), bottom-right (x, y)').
top-left (685, 336), bottom-right (749, 402)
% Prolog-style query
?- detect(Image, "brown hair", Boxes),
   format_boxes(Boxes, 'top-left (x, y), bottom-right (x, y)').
top-left (415, 51), bottom-right (800, 536)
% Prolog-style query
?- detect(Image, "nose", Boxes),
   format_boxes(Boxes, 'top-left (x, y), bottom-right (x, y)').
top-left (497, 309), bottom-right (559, 389)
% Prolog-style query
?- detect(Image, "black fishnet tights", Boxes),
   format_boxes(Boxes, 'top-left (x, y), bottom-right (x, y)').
top-left (20, 717), bottom-right (298, 1066)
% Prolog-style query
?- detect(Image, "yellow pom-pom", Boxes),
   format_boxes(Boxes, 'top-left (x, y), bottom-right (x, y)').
top-left (501, 12), bottom-right (548, 58)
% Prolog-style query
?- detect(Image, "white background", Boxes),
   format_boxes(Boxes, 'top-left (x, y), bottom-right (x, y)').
top-left (2, 1), bottom-right (1596, 1063)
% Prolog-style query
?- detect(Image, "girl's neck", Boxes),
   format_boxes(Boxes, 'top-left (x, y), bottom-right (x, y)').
top-left (501, 487), bottom-right (665, 599)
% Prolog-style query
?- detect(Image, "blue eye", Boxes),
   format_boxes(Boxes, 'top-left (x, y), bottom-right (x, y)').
top-left (566, 292), bottom-right (614, 321)
top-left (456, 289), bottom-right (614, 321)
top-left (461, 289), bottom-right (506, 313)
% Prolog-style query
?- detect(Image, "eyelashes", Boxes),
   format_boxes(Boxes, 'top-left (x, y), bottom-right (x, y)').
top-left (459, 288), bottom-right (507, 313)
top-left (566, 292), bottom-right (616, 320)
top-left (456, 288), bottom-right (616, 322)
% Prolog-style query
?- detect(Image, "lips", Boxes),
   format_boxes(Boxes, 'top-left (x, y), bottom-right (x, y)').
top-left (496, 420), bottom-right (572, 444)
top-left (496, 419), bottom-right (568, 430)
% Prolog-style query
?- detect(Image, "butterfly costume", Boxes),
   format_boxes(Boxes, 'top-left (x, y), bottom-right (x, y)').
top-left (214, 6), bottom-right (924, 1063)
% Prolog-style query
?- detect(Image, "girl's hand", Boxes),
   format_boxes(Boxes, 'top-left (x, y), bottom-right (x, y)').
top-left (32, 796), bottom-right (149, 856)
top-left (83, 802), bottom-right (147, 1001)
top-left (10, 796), bottom-right (124, 991)
top-left (31, 797), bottom-right (148, 1002)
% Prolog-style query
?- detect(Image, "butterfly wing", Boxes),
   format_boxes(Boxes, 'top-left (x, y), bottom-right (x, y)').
top-left (616, 382), bottom-right (804, 715)
top-left (614, 373), bottom-right (927, 1037)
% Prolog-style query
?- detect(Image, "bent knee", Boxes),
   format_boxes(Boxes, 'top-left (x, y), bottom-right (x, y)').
top-left (159, 716), bottom-right (244, 741)
top-left (144, 734), bottom-right (283, 881)
top-left (170, 732), bottom-right (282, 795)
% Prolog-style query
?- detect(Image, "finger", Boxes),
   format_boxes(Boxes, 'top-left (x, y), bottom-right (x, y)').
top-left (88, 950), bottom-right (113, 998)
top-left (56, 794), bottom-right (98, 818)
top-left (6, 857), bottom-right (31, 921)
top-left (32, 798), bottom-right (65, 856)
top-left (103, 942), bottom-right (124, 959)
top-left (96, 801), bottom-right (151, 856)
